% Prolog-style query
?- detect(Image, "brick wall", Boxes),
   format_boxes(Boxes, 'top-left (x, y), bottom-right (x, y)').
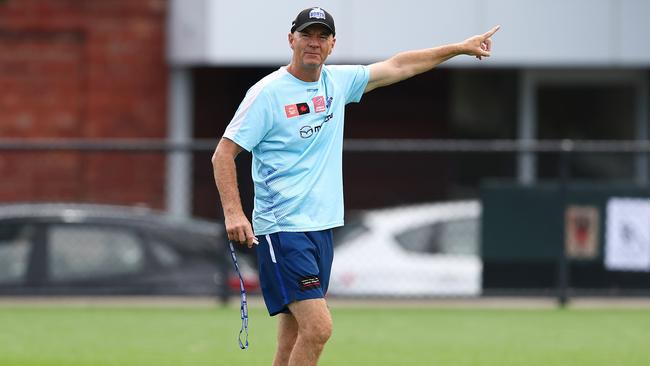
top-left (0, 0), bottom-right (168, 207)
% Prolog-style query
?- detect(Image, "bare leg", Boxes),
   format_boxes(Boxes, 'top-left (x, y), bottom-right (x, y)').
top-left (287, 299), bottom-right (332, 366)
top-left (273, 313), bottom-right (299, 366)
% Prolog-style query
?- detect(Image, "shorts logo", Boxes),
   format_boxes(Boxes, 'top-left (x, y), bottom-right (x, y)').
top-left (285, 102), bottom-right (310, 118)
top-left (299, 275), bottom-right (321, 291)
top-left (309, 7), bottom-right (326, 20)
top-left (312, 96), bottom-right (326, 113)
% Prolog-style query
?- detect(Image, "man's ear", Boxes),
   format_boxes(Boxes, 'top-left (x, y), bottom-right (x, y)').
top-left (288, 32), bottom-right (295, 50)
top-left (329, 37), bottom-right (336, 54)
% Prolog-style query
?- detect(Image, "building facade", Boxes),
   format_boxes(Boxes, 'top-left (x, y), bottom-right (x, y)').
top-left (0, 0), bottom-right (167, 207)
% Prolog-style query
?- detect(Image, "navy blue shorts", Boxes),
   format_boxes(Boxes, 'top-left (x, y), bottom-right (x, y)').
top-left (256, 230), bottom-right (333, 316)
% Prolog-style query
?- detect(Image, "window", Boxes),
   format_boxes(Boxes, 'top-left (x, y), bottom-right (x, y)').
top-left (0, 224), bottom-right (33, 284)
top-left (437, 219), bottom-right (480, 256)
top-left (395, 218), bottom-right (479, 256)
top-left (48, 225), bottom-right (144, 281)
top-left (149, 239), bottom-right (181, 268)
top-left (332, 215), bottom-right (368, 247)
top-left (537, 84), bottom-right (636, 180)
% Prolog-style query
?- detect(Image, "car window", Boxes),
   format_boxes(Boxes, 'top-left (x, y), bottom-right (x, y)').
top-left (332, 214), bottom-right (368, 247)
top-left (395, 218), bottom-right (479, 255)
top-left (48, 225), bottom-right (145, 281)
top-left (0, 224), bottom-right (34, 284)
top-left (149, 239), bottom-right (182, 268)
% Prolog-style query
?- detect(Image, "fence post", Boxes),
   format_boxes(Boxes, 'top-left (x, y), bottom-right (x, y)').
top-left (166, 67), bottom-right (193, 218)
top-left (557, 139), bottom-right (572, 307)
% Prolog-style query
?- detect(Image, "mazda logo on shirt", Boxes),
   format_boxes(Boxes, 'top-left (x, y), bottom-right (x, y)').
top-left (300, 126), bottom-right (313, 138)
top-left (299, 113), bottom-right (333, 139)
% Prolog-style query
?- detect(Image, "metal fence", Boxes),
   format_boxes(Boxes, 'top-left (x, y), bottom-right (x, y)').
top-left (2, 138), bottom-right (650, 305)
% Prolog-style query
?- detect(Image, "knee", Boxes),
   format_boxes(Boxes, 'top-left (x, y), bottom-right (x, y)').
top-left (302, 319), bottom-right (332, 345)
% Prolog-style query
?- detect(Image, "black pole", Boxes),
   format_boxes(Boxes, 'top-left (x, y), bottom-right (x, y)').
top-left (557, 140), bottom-right (572, 307)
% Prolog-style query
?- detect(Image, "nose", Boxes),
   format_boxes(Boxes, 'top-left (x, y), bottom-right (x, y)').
top-left (307, 35), bottom-right (320, 48)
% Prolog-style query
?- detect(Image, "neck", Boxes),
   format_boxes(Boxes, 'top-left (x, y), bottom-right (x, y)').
top-left (286, 63), bottom-right (322, 82)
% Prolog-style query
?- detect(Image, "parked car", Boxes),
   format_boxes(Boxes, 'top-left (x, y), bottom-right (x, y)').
top-left (0, 203), bottom-right (259, 297)
top-left (329, 200), bottom-right (481, 297)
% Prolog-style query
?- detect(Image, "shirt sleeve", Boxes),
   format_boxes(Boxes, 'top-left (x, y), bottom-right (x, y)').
top-left (327, 65), bottom-right (370, 104)
top-left (222, 87), bottom-right (273, 152)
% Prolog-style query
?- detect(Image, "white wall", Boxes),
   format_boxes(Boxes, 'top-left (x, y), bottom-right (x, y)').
top-left (168, 0), bottom-right (650, 66)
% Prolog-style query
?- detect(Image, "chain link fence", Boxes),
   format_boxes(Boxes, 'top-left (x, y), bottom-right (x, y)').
top-left (2, 138), bottom-right (650, 303)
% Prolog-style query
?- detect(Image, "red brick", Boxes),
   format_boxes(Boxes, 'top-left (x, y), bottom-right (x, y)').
top-left (0, 0), bottom-right (168, 206)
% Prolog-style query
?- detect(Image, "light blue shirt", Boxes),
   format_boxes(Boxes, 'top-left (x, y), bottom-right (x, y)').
top-left (223, 65), bottom-right (370, 235)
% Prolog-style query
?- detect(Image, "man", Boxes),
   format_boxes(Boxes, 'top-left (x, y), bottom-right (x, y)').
top-left (212, 6), bottom-right (499, 366)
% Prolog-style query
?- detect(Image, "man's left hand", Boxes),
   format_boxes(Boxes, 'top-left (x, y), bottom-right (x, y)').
top-left (462, 25), bottom-right (500, 60)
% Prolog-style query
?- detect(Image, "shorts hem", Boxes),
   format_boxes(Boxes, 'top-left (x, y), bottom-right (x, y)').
top-left (267, 292), bottom-right (326, 317)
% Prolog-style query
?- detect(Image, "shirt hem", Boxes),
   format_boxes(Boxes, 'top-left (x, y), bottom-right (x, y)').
top-left (254, 221), bottom-right (344, 236)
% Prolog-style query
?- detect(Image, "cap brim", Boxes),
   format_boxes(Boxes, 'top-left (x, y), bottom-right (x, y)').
top-left (295, 21), bottom-right (334, 35)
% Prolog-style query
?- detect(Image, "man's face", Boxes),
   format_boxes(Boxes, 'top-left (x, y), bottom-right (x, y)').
top-left (289, 24), bottom-right (336, 69)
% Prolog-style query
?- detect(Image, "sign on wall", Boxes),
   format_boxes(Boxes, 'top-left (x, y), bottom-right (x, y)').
top-left (605, 198), bottom-right (650, 272)
top-left (565, 205), bottom-right (599, 260)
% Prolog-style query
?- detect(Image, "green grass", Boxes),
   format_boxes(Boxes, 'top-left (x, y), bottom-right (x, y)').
top-left (1, 305), bottom-right (649, 366)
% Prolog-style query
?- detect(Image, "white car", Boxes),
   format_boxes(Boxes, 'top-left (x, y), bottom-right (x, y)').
top-left (329, 201), bottom-right (482, 297)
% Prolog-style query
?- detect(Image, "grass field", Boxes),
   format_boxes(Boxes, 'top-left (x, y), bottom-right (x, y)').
top-left (1, 303), bottom-right (649, 366)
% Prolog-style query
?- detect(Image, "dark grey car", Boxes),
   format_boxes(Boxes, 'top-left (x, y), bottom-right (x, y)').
top-left (0, 204), bottom-right (259, 298)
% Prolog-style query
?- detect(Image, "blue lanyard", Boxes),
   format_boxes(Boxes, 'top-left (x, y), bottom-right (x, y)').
top-left (228, 241), bottom-right (249, 349)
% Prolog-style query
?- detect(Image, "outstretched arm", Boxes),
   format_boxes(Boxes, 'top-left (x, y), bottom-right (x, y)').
top-left (212, 138), bottom-right (257, 248)
top-left (365, 25), bottom-right (500, 93)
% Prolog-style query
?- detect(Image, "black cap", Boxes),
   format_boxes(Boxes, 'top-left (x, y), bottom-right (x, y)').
top-left (290, 7), bottom-right (335, 36)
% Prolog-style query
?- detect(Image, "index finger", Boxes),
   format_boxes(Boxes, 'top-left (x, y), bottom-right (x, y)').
top-left (483, 25), bottom-right (501, 39)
